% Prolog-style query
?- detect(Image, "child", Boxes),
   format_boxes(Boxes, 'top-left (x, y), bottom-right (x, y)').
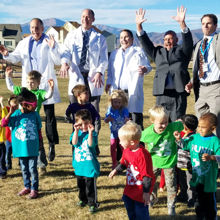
top-left (0, 96), bottom-right (8, 178)
top-left (176, 114), bottom-right (198, 207)
top-left (109, 121), bottom-right (155, 220)
top-left (70, 109), bottom-right (100, 213)
top-left (5, 66), bottom-right (54, 171)
top-left (66, 84), bottom-right (100, 155)
top-left (140, 106), bottom-right (183, 216)
top-left (5, 95), bottom-right (19, 170)
top-left (104, 90), bottom-right (129, 169)
top-left (2, 88), bottom-right (42, 199)
top-left (174, 113), bottom-right (220, 220)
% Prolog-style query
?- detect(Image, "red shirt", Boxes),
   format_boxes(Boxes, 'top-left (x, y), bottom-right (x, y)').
top-left (121, 145), bottom-right (155, 203)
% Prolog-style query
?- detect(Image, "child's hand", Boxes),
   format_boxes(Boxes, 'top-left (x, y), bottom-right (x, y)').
top-left (74, 122), bottom-right (81, 131)
top-left (88, 124), bottom-right (94, 133)
top-left (48, 79), bottom-right (54, 90)
top-left (9, 105), bottom-right (16, 114)
top-left (143, 192), bottom-right (150, 206)
top-left (202, 153), bottom-right (216, 161)
top-left (104, 116), bottom-right (114, 123)
top-left (5, 66), bottom-right (13, 77)
top-left (173, 131), bottom-right (181, 141)
top-left (108, 169), bottom-right (117, 179)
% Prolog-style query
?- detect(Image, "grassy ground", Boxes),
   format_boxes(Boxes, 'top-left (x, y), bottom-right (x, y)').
top-left (0, 68), bottom-right (219, 220)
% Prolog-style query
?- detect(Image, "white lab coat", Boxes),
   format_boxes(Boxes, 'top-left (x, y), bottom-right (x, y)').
top-left (4, 35), bottom-right (61, 105)
top-left (107, 46), bottom-right (152, 113)
top-left (61, 27), bottom-right (108, 96)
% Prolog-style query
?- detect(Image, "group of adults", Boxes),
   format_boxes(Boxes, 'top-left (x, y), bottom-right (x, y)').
top-left (0, 6), bottom-right (219, 161)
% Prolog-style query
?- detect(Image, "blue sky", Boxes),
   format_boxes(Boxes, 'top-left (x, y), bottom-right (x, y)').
top-left (0, 0), bottom-right (219, 33)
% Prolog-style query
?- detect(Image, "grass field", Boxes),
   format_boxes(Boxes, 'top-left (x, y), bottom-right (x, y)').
top-left (0, 68), bottom-right (219, 220)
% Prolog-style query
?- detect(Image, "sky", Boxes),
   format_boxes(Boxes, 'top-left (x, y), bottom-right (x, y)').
top-left (0, 0), bottom-right (219, 33)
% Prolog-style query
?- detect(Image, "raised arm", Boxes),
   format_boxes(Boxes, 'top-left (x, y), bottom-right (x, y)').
top-left (136, 8), bottom-right (147, 33)
top-left (172, 6), bottom-right (187, 30)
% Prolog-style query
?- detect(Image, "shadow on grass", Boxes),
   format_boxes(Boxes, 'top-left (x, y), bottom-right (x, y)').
top-left (98, 199), bottom-right (124, 211)
top-left (151, 215), bottom-right (196, 220)
top-left (56, 155), bottom-right (72, 158)
top-left (7, 173), bottom-right (21, 178)
top-left (97, 184), bottom-right (124, 190)
top-left (39, 187), bottom-right (78, 197)
top-left (45, 170), bottom-right (74, 177)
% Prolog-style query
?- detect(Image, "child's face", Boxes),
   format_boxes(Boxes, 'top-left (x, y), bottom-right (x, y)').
top-left (112, 98), bottom-right (122, 110)
top-left (21, 100), bottom-right (37, 113)
top-left (76, 119), bottom-right (91, 132)
top-left (9, 99), bottom-right (19, 111)
top-left (27, 78), bottom-right (39, 90)
top-left (153, 116), bottom-right (168, 134)
top-left (78, 91), bottom-right (89, 104)
top-left (197, 119), bottom-right (215, 137)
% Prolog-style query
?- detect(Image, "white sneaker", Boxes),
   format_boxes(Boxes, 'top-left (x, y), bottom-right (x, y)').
top-left (168, 207), bottom-right (176, 216)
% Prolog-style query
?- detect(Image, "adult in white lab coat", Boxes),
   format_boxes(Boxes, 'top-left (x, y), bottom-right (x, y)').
top-left (0, 18), bottom-right (61, 163)
top-left (60, 8), bottom-right (108, 112)
top-left (106, 29), bottom-right (152, 129)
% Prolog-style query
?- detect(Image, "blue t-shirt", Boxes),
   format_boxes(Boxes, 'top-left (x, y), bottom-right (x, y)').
top-left (8, 109), bottom-right (42, 158)
top-left (105, 106), bottom-right (129, 138)
top-left (70, 130), bottom-right (100, 178)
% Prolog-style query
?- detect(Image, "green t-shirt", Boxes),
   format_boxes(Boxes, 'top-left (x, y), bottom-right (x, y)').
top-left (182, 133), bottom-right (220, 192)
top-left (13, 86), bottom-right (47, 113)
top-left (141, 121), bottom-right (183, 168)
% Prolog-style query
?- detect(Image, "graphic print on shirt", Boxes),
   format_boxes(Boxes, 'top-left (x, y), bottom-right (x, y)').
top-left (126, 162), bottom-right (142, 186)
top-left (111, 114), bottom-right (126, 132)
top-left (15, 118), bottom-right (37, 141)
top-left (75, 139), bottom-right (93, 162)
top-left (148, 140), bottom-right (172, 156)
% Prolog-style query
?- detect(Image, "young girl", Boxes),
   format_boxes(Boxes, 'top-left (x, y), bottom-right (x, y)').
top-left (104, 90), bottom-right (129, 169)
top-left (2, 88), bottom-right (42, 199)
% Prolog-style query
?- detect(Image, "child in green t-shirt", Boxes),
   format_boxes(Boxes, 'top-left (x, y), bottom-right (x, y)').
top-left (140, 106), bottom-right (183, 216)
top-left (174, 113), bottom-right (220, 220)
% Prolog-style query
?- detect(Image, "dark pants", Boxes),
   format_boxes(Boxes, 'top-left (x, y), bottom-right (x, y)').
top-left (195, 184), bottom-right (217, 220)
top-left (43, 104), bottom-right (59, 145)
top-left (156, 90), bottom-right (187, 121)
top-left (0, 142), bottom-right (7, 176)
top-left (77, 176), bottom-right (98, 207)
top-left (129, 113), bottom-right (144, 130)
top-left (37, 139), bottom-right (48, 168)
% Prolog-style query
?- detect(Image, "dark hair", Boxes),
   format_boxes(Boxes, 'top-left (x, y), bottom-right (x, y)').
top-left (28, 70), bottom-right (42, 83)
top-left (120, 29), bottom-right (133, 38)
top-left (17, 88), bottom-right (37, 104)
top-left (8, 94), bottom-right (18, 106)
top-left (164, 30), bottom-right (177, 38)
top-left (201, 14), bottom-right (218, 25)
top-left (30, 18), bottom-right (44, 26)
top-left (75, 109), bottom-right (92, 122)
top-left (181, 114), bottom-right (198, 131)
top-left (200, 113), bottom-right (217, 127)
top-left (72, 84), bottom-right (89, 97)
top-left (83, 9), bottom-right (95, 18)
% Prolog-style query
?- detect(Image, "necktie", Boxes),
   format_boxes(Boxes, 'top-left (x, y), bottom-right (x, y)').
top-left (79, 31), bottom-right (89, 69)
top-left (199, 38), bottom-right (208, 78)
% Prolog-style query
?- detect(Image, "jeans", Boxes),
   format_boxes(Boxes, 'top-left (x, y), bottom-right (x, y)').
top-left (5, 140), bottom-right (12, 168)
top-left (19, 156), bottom-right (38, 191)
top-left (122, 194), bottom-right (150, 220)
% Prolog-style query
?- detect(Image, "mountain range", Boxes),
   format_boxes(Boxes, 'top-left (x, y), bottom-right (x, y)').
top-left (21, 18), bottom-right (220, 45)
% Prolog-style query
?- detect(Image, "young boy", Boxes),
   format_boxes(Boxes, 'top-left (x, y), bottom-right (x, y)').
top-left (176, 114), bottom-right (198, 207)
top-left (140, 106), bottom-right (183, 216)
top-left (70, 109), bottom-right (100, 213)
top-left (174, 113), bottom-right (220, 220)
top-left (5, 67), bottom-right (54, 172)
top-left (66, 84), bottom-right (100, 155)
top-left (109, 121), bottom-right (155, 220)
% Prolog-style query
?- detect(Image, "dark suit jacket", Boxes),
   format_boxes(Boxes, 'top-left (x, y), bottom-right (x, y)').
top-left (192, 33), bottom-right (220, 101)
top-left (137, 30), bottom-right (193, 96)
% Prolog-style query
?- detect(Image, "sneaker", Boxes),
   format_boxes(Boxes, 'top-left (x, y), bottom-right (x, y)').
top-left (168, 207), bottom-right (176, 216)
top-left (48, 144), bottom-right (55, 162)
top-left (39, 167), bottom-right (47, 176)
top-left (28, 190), bottom-right (38, 199)
top-left (77, 200), bottom-right (87, 207)
top-left (89, 206), bottom-right (97, 213)
top-left (18, 188), bottom-right (31, 196)
top-left (150, 193), bottom-right (158, 207)
top-left (187, 199), bottom-right (195, 208)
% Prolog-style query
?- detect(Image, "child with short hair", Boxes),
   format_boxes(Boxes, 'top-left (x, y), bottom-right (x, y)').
top-left (104, 90), bottom-right (129, 169)
top-left (176, 114), bottom-right (198, 207)
top-left (70, 109), bottom-right (100, 213)
top-left (5, 95), bottom-right (19, 170)
top-left (5, 66), bottom-right (54, 171)
top-left (0, 96), bottom-right (8, 178)
top-left (174, 113), bottom-right (220, 220)
top-left (140, 106), bottom-right (183, 216)
top-left (2, 88), bottom-right (42, 199)
top-left (109, 121), bottom-right (155, 220)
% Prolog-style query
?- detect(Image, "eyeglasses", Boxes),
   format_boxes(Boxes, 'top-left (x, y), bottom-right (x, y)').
top-left (21, 101), bottom-right (37, 109)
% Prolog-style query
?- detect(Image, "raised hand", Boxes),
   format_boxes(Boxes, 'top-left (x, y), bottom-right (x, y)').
top-left (136, 8), bottom-right (147, 26)
top-left (88, 123), bottom-right (94, 133)
top-left (172, 6), bottom-right (187, 29)
top-left (5, 66), bottom-right (13, 78)
top-left (74, 122), bottom-right (81, 131)
top-left (173, 131), bottom-right (181, 141)
top-left (48, 79), bottom-right (54, 90)
top-left (45, 34), bottom-right (55, 49)
top-left (0, 45), bottom-right (9, 56)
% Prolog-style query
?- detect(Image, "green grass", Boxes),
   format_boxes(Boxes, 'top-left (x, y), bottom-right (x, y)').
top-left (0, 69), bottom-right (219, 220)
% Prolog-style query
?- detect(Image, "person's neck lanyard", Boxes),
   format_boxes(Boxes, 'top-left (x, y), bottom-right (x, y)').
top-left (200, 37), bottom-right (213, 56)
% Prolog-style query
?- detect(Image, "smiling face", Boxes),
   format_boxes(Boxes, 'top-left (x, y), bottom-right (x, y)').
top-left (163, 34), bottom-right (178, 51)
top-left (112, 98), bottom-right (122, 110)
top-left (197, 119), bottom-right (215, 137)
top-left (153, 116), bottom-right (169, 134)
top-left (30, 19), bottom-right (44, 41)
top-left (201, 16), bottom-right (217, 36)
top-left (120, 31), bottom-right (133, 50)
top-left (81, 9), bottom-right (95, 30)
top-left (76, 118), bottom-right (91, 132)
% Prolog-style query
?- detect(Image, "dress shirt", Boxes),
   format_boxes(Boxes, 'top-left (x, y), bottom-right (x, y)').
top-left (199, 33), bottom-right (220, 83)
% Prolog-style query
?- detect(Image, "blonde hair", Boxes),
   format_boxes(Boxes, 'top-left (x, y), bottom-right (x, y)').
top-left (118, 121), bottom-right (142, 142)
top-left (149, 105), bottom-right (168, 121)
top-left (109, 90), bottom-right (128, 109)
